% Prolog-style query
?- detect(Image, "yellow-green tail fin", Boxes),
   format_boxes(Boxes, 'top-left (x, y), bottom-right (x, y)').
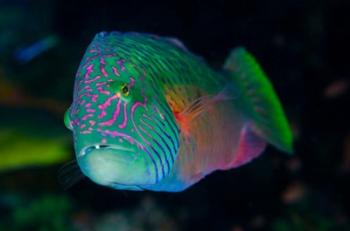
top-left (224, 47), bottom-right (293, 154)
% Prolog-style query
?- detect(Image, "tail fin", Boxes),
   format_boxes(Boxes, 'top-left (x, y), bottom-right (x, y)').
top-left (224, 47), bottom-right (293, 154)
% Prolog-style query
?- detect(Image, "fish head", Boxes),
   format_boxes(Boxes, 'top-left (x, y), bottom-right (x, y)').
top-left (65, 32), bottom-right (179, 189)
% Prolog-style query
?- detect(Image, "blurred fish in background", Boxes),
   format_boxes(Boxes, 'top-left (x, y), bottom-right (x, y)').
top-left (0, 34), bottom-right (70, 172)
top-left (0, 0), bottom-right (79, 173)
top-left (13, 35), bottom-right (60, 64)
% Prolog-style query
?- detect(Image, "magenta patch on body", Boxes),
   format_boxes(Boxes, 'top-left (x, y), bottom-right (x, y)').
top-left (83, 85), bottom-right (92, 91)
top-left (112, 66), bottom-right (120, 76)
top-left (125, 136), bottom-right (135, 144)
top-left (118, 102), bottom-right (128, 128)
top-left (99, 95), bottom-right (118, 110)
top-left (100, 59), bottom-right (108, 77)
top-left (130, 100), bottom-right (151, 146)
top-left (117, 59), bottom-right (125, 71)
top-left (86, 109), bottom-right (95, 113)
top-left (85, 75), bottom-right (101, 84)
top-left (229, 124), bottom-right (266, 168)
top-left (82, 114), bottom-right (93, 121)
top-left (98, 128), bottom-right (134, 142)
top-left (79, 100), bottom-right (86, 106)
top-left (71, 119), bottom-right (79, 126)
top-left (84, 65), bottom-right (94, 79)
top-left (96, 82), bottom-right (108, 87)
top-left (92, 95), bottom-right (98, 102)
top-left (98, 111), bottom-right (107, 119)
top-left (99, 99), bottom-right (122, 126)
top-left (97, 87), bottom-right (110, 95)
top-left (130, 101), bottom-right (145, 115)
top-left (129, 77), bottom-right (135, 88)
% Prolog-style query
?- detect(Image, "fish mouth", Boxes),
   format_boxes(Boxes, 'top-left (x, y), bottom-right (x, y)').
top-left (77, 143), bottom-right (146, 186)
top-left (76, 143), bottom-right (155, 187)
top-left (79, 144), bottom-right (135, 158)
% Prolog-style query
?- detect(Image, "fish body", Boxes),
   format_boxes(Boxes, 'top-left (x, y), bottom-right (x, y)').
top-left (65, 32), bottom-right (292, 192)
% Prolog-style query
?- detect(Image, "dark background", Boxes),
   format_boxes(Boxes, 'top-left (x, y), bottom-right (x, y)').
top-left (0, 0), bottom-right (349, 230)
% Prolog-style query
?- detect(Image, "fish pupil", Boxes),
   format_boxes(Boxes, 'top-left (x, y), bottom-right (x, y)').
top-left (122, 85), bottom-right (129, 95)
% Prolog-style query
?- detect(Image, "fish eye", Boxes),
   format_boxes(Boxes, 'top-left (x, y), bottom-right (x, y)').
top-left (121, 84), bottom-right (129, 96)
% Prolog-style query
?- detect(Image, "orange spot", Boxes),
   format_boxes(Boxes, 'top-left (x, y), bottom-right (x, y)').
top-left (174, 112), bottom-right (191, 137)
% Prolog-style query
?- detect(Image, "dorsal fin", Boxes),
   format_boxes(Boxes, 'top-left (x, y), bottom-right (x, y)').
top-left (162, 37), bottom-right (189, 52)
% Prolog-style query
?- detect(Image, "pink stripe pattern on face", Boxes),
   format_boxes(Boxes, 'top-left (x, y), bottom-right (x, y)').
top-left (97, 128), bottom-right (142, 148)
top-left (72, 54), bottom-right (148, 148)
top-left (130, 99), bottom-right (150, 146)
top-left (112, 66), bottom-right (120, 76)
top-left (98, 95), bottom-right (118, 119)
top-left (117, 59), bottom-right (125, 71)
top-left (84, 65), bottom-right (93, 79)
top-left (98, 111), bottom-right (107, 119)
top-left (85, 75), bottom-right (101, 84)
top-left (82, 114), bottom-right (93, 121)
top-left (97, 87), bottom-right (110, 95)
top-left (129, 77), bottom-right (135, 88)
top-left (99, 99), bottom-right (122, 126)
top-left (99, 94), bottom-right (118, 110)
top-left (100, 59), bottom-right (108, 77)
top-left (118, 102), bottom-right (128, 129)
top-left (92, 95), bottom-right (98, 102)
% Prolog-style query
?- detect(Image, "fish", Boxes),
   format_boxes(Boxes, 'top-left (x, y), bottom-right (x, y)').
top-left (64, 31), bottom-right (293, 192)
top-left (13, 35), bottom-right (59, 63)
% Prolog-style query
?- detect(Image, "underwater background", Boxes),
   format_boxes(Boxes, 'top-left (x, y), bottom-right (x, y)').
top-left (0, 0), bottom-right (349, 230)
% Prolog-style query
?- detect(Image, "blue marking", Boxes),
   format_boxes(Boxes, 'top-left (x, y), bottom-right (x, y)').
top-left (143, 147), bottom-right (159, 183)
top-left (14, 35), bottom-right (59, 63)
top-left (148, 145), bottom-right (165, 180)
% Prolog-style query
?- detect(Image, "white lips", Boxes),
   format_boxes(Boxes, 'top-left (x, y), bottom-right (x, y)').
top-left (79, 144), bottom-right (134, 157)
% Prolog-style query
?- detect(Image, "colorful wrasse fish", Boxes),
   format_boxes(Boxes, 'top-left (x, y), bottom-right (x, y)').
top-left (64, 32), bottom-right (293, 192)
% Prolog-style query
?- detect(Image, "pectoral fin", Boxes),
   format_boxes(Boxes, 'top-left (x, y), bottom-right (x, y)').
top-left (174, 87), bottom-right (235, 137)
